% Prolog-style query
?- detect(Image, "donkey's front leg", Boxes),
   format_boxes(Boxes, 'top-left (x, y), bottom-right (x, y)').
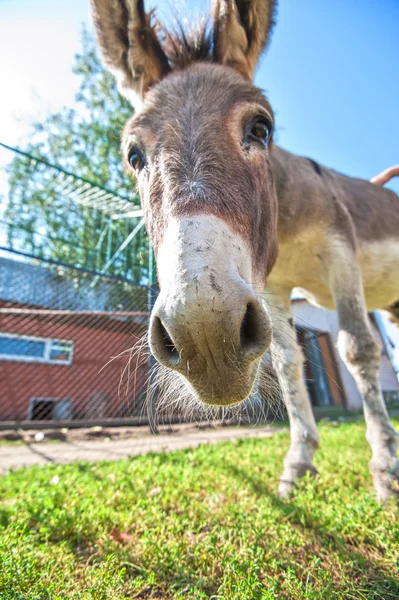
top-left (331, 261), bottom-right (399, 502)
top-left (266, 290), bottom-right (319, 497)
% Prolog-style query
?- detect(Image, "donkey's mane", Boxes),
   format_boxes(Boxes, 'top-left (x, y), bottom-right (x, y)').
top-left (157, 0), bottom-right (278, 72)
top-left (159, 18), bottom-right (214, 70)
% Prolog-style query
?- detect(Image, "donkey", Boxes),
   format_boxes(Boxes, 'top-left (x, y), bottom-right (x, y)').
top-left (91, 0), bottom-right (399, 502)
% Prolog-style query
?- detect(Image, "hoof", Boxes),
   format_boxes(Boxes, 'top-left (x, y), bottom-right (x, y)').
top-left (278, 478), bottom-right (295, 499)
top-left (278, 463), bottom-right (318, 498)
top-left (372, 460), bottom-right (399, 505)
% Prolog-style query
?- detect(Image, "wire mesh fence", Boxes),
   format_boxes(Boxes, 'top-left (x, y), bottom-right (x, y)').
top-left (0, 141), bottom-right (149, 284)
top-left (0, 249), bottom-right (155, 426)
top-left (0, 141), bottom-right (161, 427)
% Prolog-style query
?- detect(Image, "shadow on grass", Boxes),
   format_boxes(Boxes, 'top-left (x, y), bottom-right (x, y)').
top-left (67, 457), bottom-right (399, 597)
top-left (225, 462), bottom-right (399, 595)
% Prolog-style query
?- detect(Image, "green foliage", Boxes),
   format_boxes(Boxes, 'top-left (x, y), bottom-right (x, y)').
top-left (1, 420), bottom-right (398, 598)
top-left (3, 28), bottom-right (149, 283)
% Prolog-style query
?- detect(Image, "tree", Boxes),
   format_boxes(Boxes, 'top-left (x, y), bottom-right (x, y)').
top-left (3, 28), bottom-right (149, 284)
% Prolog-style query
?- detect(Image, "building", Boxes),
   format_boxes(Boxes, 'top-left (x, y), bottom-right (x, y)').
top-left (0, 255), bottom-right (149, 422)
top-left (292, 298), bottom-right (399, 412)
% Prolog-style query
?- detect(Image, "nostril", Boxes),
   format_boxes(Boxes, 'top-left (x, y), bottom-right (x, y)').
top-left (159, 320), bottom-right (179, 359)
top-left (240, 302), bottom-right (258, 347)
top-left (149, 315), bottom-right (180, 368)
top-left (240, 300), bottom-right (271, 359)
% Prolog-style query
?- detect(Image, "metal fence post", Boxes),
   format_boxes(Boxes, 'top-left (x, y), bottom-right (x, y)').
top-left (147, 244), bottom-right (159, 433)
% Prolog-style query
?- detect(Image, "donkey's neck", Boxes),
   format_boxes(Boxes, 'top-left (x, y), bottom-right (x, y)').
top-left (270, 145), bottom-right (399, 245)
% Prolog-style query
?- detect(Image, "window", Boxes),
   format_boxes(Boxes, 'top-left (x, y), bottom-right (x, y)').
top-left (49, 341), bottom-right (73, 363)
top-left (0, 333), bottom-right (73, 365)
top-left (28, 397), bottom-right (74, 420)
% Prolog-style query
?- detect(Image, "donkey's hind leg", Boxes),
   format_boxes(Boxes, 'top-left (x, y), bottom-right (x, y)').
top-left (266, 290), bottom-right (320, 497)
top-left (330, 255), bottom-right (399, 502)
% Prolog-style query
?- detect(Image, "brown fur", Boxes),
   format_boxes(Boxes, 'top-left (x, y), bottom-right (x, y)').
top-left (121, 64), bottom-right (278, 278)
top-left (90, 0), bottom-right (170, 101)
top-left (271, 146), bottom-right (399, 246)
top-left (91, 0), bottom-right (277, 95)
top-left (213, 0), bottom-right (277, 78)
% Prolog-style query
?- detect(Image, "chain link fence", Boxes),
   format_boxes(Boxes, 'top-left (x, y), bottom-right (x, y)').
top-left (0, 249), bottom-right (157, 427)
top-left (0, 142), bottom-right (161, 428)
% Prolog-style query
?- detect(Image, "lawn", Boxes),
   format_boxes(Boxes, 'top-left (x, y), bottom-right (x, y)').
top-left (0, 420), bottom-right (398, 599)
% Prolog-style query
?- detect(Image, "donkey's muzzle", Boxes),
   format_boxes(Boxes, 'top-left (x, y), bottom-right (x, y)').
top-left (149, 289), bottom-right (272, 406)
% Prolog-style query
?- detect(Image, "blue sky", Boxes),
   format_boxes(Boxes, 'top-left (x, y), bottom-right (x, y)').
top-left (0, 0), bottom-right (398, 192)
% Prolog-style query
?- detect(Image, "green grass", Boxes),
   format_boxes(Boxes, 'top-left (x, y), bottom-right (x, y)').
top-left (0, 420), bottom-right (398, 599)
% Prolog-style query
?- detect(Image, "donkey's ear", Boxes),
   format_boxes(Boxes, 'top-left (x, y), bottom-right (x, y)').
top-left (212, 0), bottom-right (277, 79)
top-left (91, 0), bottom-right (170, 108)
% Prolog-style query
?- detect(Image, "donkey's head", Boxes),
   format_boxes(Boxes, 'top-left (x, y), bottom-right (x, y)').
top-left (92, 0), bottom-right (278, 406)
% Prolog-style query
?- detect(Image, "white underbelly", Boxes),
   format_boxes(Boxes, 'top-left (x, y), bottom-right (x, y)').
top-left (269, 237), bottom-right (399, 311)
top-left (269, 233), bottom-right (334, 307)
top-left (359, 239), bottom-right (399, 310)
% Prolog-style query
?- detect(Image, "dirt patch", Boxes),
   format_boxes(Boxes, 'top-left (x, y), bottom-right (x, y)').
top-left (0, 420), bottom-right (238, 445)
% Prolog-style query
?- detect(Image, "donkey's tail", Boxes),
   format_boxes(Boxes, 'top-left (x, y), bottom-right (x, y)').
top-left (371, 165), bottom-right (399, 186)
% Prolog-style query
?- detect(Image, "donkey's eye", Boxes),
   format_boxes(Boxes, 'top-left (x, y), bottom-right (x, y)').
top-left (247, 119), bottom-right (271, 148)
top-left (128, 148), bottom-right (146, 173)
